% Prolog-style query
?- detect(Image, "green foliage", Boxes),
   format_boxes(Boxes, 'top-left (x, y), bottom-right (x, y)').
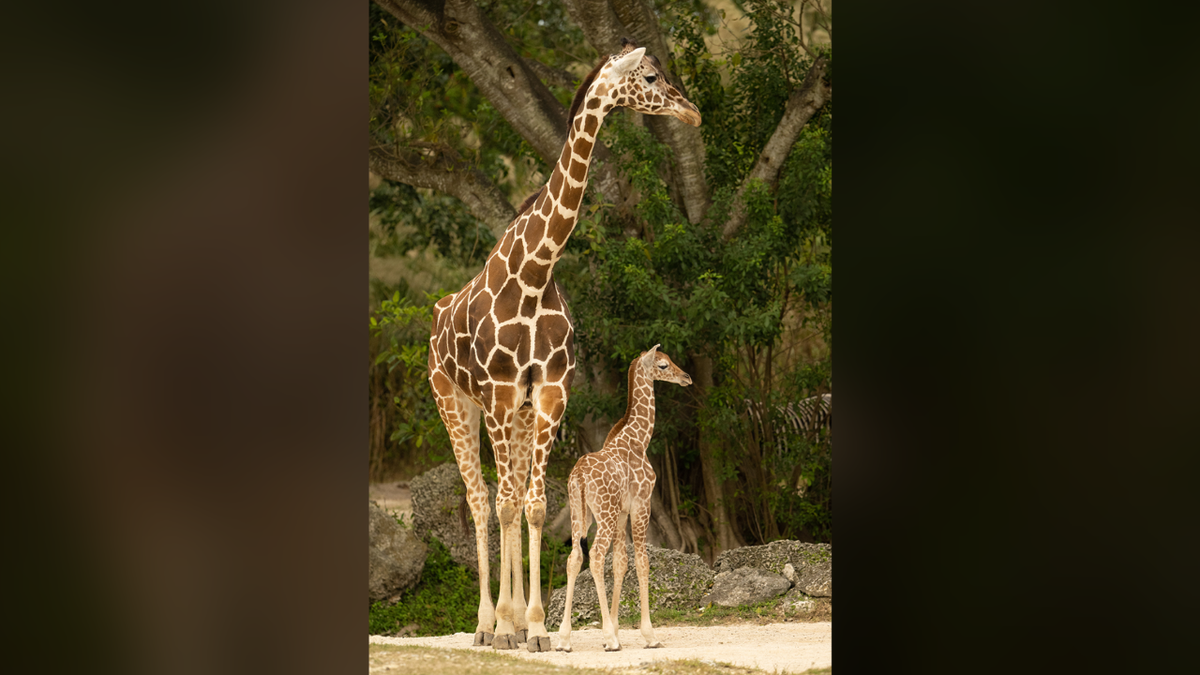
top-left (369, 538), bottom-right (500, 637)
top-left (370, 181), bottom-right (496, 267)
top-left (369, 288), bottom-right (453, 479)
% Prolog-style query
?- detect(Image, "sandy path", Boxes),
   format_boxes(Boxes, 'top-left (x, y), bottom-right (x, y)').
top-left (369, 482), bottom-right (412, 522)
top-left (370, 622), bottom-right (831, 673)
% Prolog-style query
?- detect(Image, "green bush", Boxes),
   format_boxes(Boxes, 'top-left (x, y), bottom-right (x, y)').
top-left (369, 537), bottom-right (500, 637)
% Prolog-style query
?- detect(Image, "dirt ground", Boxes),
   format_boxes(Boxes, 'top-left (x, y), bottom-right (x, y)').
top-left (370, 482), bottom-right (832, 671)
top-left (369, 482), bottom-right (412, 521)
top-left (370, 622), bottom-right (832, 673)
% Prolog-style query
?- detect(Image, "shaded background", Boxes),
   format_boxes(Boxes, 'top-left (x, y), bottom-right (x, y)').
top-left (3, 1), bottom-right (1197, 673)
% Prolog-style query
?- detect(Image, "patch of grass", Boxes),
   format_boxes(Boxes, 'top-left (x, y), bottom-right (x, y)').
top-left (369, 644), bottom-right (601, 675)
top-left (639, 660), bottom-right (831, 675)
top-left (369, 538), bottom-right (501, 637)
top-left (649, 597), bottom-right (832, 627)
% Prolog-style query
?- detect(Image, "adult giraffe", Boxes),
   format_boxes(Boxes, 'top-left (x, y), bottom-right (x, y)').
top-left (428, 39), bottom-right (702, 652)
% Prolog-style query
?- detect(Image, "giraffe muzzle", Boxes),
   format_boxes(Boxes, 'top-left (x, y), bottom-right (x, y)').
top-left (674, 103), bottom-right (702, 127)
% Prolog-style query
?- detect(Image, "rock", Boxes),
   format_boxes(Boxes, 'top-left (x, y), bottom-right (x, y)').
top-left (699, 566), bottom-right (791, 607)
top-left (545, 544), bottom-right (714, 628)
top-left (410, 463), bottom-right (500, 576)
top-left (369, 501), bottom-right (427, 604)
top-left (781, 585), bottom-right (817, 614)
top-left (410, 462), bottom-right (571, 579)
top-left (713, 540), bottom-right (832, 598)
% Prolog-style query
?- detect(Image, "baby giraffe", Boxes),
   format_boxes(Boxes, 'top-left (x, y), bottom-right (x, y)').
top-left (556, 345), bottom-right (691, 652)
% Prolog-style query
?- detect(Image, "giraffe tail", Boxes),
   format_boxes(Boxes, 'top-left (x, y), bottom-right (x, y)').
top-left (568, 463), bottom-right (591, 558)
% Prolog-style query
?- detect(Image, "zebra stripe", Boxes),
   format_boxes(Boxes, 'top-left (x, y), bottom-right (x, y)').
top-left (744, 393), bottom-right (833, 459)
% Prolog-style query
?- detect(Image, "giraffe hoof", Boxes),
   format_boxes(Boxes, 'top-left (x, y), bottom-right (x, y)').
top-left (492, 633), bottom-right (519, 650)
top-left (645, 641), bottom-right (664, 649)
top-left (526, 636), bottom-right (552, 652)
top-left (555, 643), bottom-right (572, 653)
top-left (473, 631), bottom-right (494, 647)
top-left (604, 641), bottom-right (622, 652)
top-left (515, 629), bottom-right (528, 644)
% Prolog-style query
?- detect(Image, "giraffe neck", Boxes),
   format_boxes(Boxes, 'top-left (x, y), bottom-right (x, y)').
top-left (614, 364), bottom-right (655, 453)
top-left (519, 84), bottom-right (613, 269)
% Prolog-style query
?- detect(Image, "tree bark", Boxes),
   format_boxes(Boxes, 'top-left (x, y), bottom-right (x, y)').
top-left (649, 488), bottom-right (683, 550)
top-left (690, 352), bottom-right (739, 554)
top-left (369, 147), bottom-right (516, 237)
top-left (722, 56), bottom-right (830, 239)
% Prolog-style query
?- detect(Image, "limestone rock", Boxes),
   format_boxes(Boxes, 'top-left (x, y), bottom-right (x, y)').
top-left (545, 544), bottom-right (714, 628)
top-left (700, 566), bottom-right (791, 607)
top-left (368, 501), bottom-right (427, 604)
top-left (714, 540), bottom-right (832, 598)
top-left (781, 584), bottom-right (817, 614)
top-left (409, 463), bottom-right (500, 576)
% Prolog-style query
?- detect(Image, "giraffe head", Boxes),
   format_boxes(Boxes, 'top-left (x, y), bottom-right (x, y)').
top-left (572, 39), bottom-right (702, 128)
top-left (639, 344), bottom-right (692, 387)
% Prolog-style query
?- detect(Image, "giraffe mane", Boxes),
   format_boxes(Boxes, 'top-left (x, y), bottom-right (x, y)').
top-left (603, 354), bottom-right (642, 446)
top-left (514, 186), bottom-right (545, 216)
top-left (566, 57), bottom-right (609, 129)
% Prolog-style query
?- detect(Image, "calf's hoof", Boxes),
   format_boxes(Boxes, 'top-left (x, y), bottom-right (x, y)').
top-left (645, 641), bottom-right (664, 649)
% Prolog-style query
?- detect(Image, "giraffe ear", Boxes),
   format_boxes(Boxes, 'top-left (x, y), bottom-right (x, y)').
top-left (610, 47), bottom-right (646, 77)
top-left (641, 344), bottom-right (661, 365)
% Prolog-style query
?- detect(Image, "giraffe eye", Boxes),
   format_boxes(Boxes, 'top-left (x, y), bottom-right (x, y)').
top-left (658, 363), bottom-right (667, 370)
top-left (644, 75), bottom-right (657, 84)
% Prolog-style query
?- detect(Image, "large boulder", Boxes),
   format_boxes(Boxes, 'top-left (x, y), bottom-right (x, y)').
top-left (699, 566), bottom-right (791, 607)
top-left (410, 462), bottom-right (571, 579)
top-left (410, 463), bottom-right (500, 576)
top-left (545, 544), bottom-right (714, 628)
top-left (368, 501), bottom-right (427, 604)
top-left (714, 540), bottom-right (832, 597)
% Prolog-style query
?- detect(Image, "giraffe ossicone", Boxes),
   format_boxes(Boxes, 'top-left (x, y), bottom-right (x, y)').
top-left (556, 346), bottom-right (692, 653)
top-left (426, 40), bottom-right (702, 652)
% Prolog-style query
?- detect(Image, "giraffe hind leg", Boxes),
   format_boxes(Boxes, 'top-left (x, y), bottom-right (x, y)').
top-left (429, 371), bottom-right (495, 647)
top-left (556, 467), bottom-right (587, 652)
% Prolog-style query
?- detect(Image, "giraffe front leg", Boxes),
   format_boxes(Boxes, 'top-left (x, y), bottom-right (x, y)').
top-left (523, 385), bottom-right (566, 653)
top-left (509, 407), bottom-right (536, 645)
top-left (633, 506), bottom-right (663, 648)
top-left (492, 494), bottom-right (522, 649)
top-left (485, 408), bottom-right (523, 650)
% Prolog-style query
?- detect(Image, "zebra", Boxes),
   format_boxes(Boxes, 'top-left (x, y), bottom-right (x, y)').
top-left (743, 393), bottom-right (832, 496)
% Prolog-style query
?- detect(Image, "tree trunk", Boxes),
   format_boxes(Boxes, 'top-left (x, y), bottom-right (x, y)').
top-left (690, 352), bottom-right (739, 553)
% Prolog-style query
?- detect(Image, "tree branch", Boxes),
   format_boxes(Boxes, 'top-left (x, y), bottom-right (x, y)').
top-left (375, 0), bottom-right (566, 165)
top-left (373, 0), bottom-right (631, 210)
top-left (722, 56), bottom-right (830, 240)
top-left (522, 57), bottom-right (578, 90)
top-left (369, 146), bottom-right (516, 237)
